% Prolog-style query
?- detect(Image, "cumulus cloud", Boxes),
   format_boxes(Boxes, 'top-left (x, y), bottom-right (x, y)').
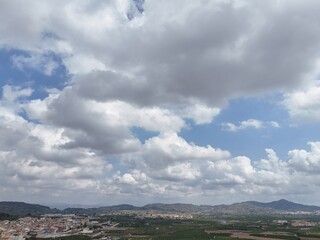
top-left (99, 144), bottom-right (320, 203)
top-left (2, 0), bottom-right (320, 204)
top-left (121, 133), bottom-right (230, 170)
top-left (63, 54), bottom-right (108, 74)
top-left (25, 86), bottom-right (188, 155)
top-left (288, 142), bottom-right (320, 173)
top-left (0, 104), bottom-right (112, 203)
top-left (11, 53), bottom-right (59, 76)
top-left (1, 87), bottom-right (320, 203)
top-left (178, 103), bottom-right (221, 125)
top-left (2, 1), bottom-right (320, 106)
top-left (222, 119), bottom-right (279, 131)
top-left (2, 85), bottom-right (33, 103)
top-left (283, 82), bottom-right (320, 123)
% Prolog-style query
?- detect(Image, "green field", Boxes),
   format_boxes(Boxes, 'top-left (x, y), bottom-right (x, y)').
top-left (26, 214), bottom-right (320, 240)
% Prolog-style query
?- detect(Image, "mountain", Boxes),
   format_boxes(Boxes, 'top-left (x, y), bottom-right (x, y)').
top-left (63, 204), bottom-right (140, 214)
top-left (142, 203), bottom-right (204, 212)
top-left (0, 201), bottom-right (57, 215)
top-left (1, 199), bottom-right (320, 216)
top-left (101, 204), bottom-right (141, 211)
top-left (50, 203), bottom-right (102, 210)
top-left (262, 199), bottom-right (320, 211)
top-left (63, 200), bottom-right (320, 215)
top-left (64, 203), bottom-right (213, 214)
top-left (208, 199), bottom-right (320, 214)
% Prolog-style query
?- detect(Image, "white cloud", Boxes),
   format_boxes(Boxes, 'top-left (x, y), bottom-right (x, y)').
top-left (2, 0), bottom-right (320, 204)
top-left (257, 148), bottom-right (284, 171)
top-left (89, 100), bottom-right (186, 133)
top-left (2, 85), bottom-right (33, 103)
top-left (122, 133), bottom-right (230, 169)
top-left (283, 82), bottom-right (320, 123)
top-left (164, 163), bottom-right (200, 181)
top-left (179, 103), bottom-right (221, 125)
top-left (11, 54), bottom-right (59, 76)
top-left (288, 142), bottom-right (320, 173)
top-left (25, 88), bottom-right (187, 155)
top-left (2, 1), bottom-right (320, 106)
top-left (63, 54), bottom-right (108, 74)
top-left (222, 119), bottom-right (279, 131)
top-left (2, 91), bottom-right (320, 204)
top-left (269, 121), bottom-right (280, 128)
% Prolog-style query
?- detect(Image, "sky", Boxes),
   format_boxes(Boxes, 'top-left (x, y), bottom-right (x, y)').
top-left (1, 0), bottom-right (320, 207)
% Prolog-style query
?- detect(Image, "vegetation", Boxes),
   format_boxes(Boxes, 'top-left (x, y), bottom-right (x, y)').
top-left (72, 214), bottom-right (320, 239)
top-left (250, 233), bottom-right (298, 239)
top-left (0, 201), bottom-right (56, 216)
top-left (32, 236), bottom-right (91, 240)
top-left (2, 199), bottom-right (320, 216)
top-left (3, 201), bottom-right (320, 239)
top-left (0, 212), bottom-right (18, 220)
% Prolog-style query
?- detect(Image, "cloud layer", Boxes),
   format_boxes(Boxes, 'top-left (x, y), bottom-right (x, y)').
top-left (1, 0), bottom-right (320, 205)
top-left (222, 119), bottom-right (280, 132)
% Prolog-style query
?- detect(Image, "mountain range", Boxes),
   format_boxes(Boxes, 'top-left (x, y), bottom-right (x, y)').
top-left (0, 201), bottom-right (57, 216)
top-left (1, 199), bottom-right (319, 216)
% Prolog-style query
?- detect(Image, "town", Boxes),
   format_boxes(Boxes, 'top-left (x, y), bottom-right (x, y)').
top-left (1, 211), bottom-right (320, 240)
top-left (0, 212), bottom-right (193, 240)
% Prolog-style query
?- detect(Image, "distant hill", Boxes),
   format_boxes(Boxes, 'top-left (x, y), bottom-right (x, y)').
top-left (209, 199), bottom-right (320, 214)
top-left (63, 204), bottom-right (141, 214)
top-left (0, 212), bottom-right (16, 220)
top-left (262, 199), bottom-right (320, 211)
top-left (62, 199), bottom-right (320, 215)
top-left (1, 199), bottom-right (320, 216)
top-left (0, 201), bottom-right (57, 215)
top-left (142, 203), bottom-right (204, 212)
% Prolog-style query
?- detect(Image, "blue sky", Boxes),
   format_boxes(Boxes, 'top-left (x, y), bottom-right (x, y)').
top-left (0, 49), bottom-right (68, 99)
top-left (1, 0), bottom-right (320, 206)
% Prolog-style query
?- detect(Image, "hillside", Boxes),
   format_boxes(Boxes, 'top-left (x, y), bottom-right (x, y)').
top-left (1, 199), bottom-right (320, 216)
top-left (142, 203), bottom-right (206, 212)
top-left (63, 204), bottom-right (140, 214)
top-left (209, 199), bottom-right (320, 214)
top-left (263, 199), bottom-right (320, 211)
top-left (0, 201), bottom-right (56, 216)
